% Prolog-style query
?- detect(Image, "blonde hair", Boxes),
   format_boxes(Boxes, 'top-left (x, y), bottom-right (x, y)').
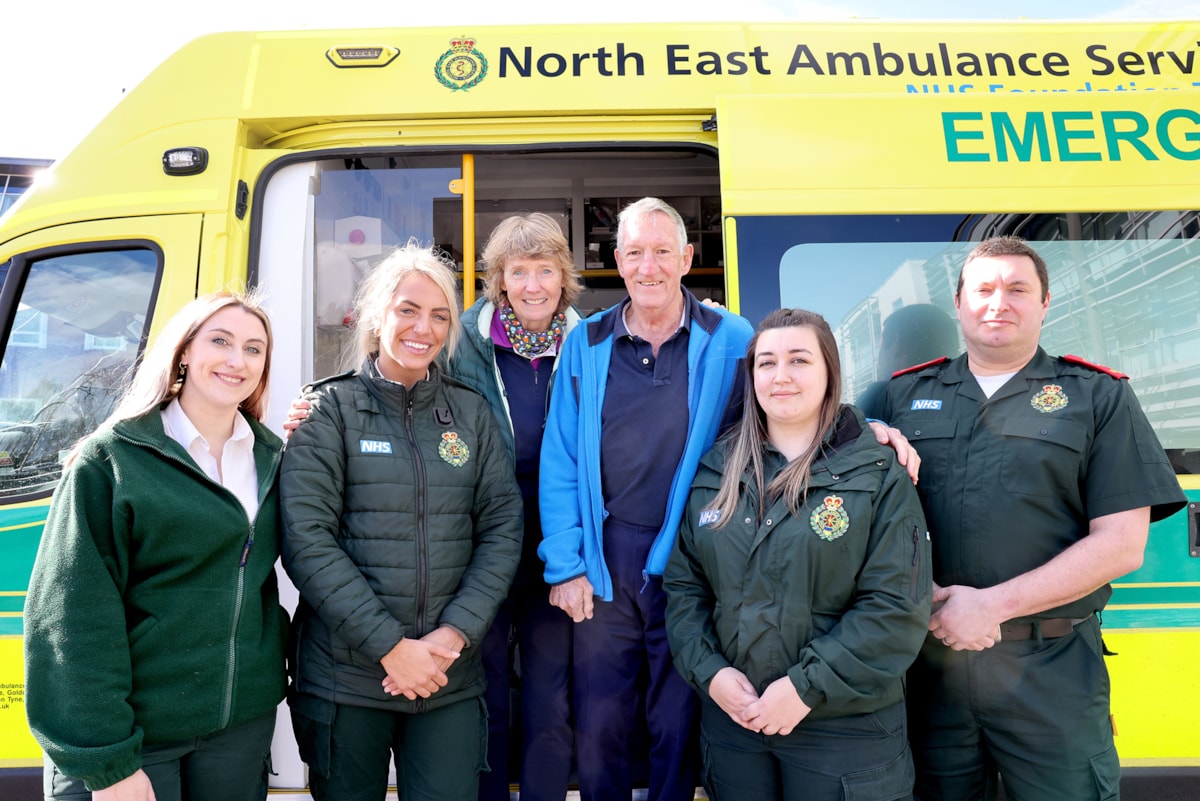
top-left (480, 213), bottom-right (581, 313)
top-left (66, 290), bottom-right (274, 465)
top-left (705, 309), bottom-right (844, 528)
top-left (349, 239), bottom-right (462, 370)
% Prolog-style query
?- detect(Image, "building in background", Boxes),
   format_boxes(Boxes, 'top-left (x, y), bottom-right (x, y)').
top-left (1, 158), bottom-right (52, 217)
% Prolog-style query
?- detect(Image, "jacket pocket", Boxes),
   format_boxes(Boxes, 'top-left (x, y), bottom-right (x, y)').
top-left (898, 418), bottom-right (956, 495)
top-left (909, 521), bottom-right (931, 605)
top-left (1000, 416), bottom-right (1087, 497)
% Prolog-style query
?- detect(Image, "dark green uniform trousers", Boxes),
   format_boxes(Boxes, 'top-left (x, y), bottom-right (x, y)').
top-left (292, 694), bottom-right (486, 801)
top-left (44, 710), bottom-right (275, 801)
top-left (907, 616), bottom-right (1119, 801)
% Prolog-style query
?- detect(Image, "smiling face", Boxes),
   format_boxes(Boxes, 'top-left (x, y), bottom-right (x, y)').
top-left (178, 306), bottom-right (269, 419)
top-left (955, 253), bottom-right (1049, 374)
top-left (753, 324), bottom-right (829, 438)
top-left (500, 256), bottom-right (565, 332)
top-left (376, 273), bottom-right (451, 386)
top-left (615, 211), bottom-right (693, 318)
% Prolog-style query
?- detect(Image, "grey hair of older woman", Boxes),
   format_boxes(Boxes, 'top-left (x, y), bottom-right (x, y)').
top-left (480, 213), bottom-right (581, 313)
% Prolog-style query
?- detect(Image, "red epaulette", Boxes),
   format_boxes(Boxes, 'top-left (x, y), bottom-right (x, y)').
top-left (1063, 354), bottom-right (1128, 379)
top-left (891, 356), bottom-right (950, 379)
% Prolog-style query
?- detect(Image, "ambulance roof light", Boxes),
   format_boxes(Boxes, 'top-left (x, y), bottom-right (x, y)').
top-left (162, 147), bottom-right (208, 176)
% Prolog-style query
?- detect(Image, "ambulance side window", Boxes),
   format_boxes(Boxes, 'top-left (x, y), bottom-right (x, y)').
top-left (0, 248), bottom-right (158, 499)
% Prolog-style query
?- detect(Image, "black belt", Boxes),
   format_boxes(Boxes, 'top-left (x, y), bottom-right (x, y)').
top-left (999, 616), bottom-right (1089, 641)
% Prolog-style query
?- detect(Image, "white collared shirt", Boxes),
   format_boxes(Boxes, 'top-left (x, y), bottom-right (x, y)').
top-left (161, 398), bottom-right (260, 520)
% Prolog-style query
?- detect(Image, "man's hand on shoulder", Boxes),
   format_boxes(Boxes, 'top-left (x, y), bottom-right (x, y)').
top-left (282, 397), bottom-right (313, 438)
top-left (867, 421), bottom-right (921, 484)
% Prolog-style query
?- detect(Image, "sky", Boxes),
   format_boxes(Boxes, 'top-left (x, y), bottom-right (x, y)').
top-left (6, 0), bottom-right (1199, 160)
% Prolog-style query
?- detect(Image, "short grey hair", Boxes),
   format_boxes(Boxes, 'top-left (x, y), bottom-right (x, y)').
top-left (616, 197), bottom-right (687, 254)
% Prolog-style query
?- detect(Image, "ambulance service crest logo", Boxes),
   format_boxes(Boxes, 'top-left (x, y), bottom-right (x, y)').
top-left (438, 431), bottom-right (470, 467)
top-left (1030, 384), bottom-right (1069, 413)
top-left (810, 495), bottom-right (850, 541)
top-left (436, 37), bottom-right (488, 91)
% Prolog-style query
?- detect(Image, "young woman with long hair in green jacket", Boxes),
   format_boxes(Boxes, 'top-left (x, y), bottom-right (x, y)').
top-left (25, 291), bottom-right (288, 801)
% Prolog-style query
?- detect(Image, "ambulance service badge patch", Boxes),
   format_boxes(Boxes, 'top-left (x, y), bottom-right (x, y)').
top-left (810, 495), bottom-right (850, 541)
top-left (1030, 384), bottom-right (1069, 413)
top-left (435, 37), bottom-right (488, 92)
top-left (438, 431), bottom-right (470, 467)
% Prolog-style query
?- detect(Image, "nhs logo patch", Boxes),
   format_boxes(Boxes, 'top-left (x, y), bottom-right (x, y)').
top-left (359, 439), bottom-right (393, 454)
top-left (698, 509), bottom-right (722, 526)
top-left (911, 399), bottom-right (943, 411)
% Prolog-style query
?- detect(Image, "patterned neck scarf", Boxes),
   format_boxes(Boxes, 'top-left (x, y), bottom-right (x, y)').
top-left (498, 301), bottom-right (566, 359)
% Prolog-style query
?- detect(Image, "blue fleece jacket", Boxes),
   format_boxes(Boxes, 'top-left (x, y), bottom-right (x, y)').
top-left (538, 291), bottom-right (753, 601)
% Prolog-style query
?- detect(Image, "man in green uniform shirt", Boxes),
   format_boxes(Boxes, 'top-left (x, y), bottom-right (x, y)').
top-left (876, 236), bottom-right (1186, 801)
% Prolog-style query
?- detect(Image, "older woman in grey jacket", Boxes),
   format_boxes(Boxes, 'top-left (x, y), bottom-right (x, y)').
top-left (452, 214), bottom-right (583, 801)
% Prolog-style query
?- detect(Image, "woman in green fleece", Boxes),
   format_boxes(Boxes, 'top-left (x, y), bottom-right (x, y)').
top-left (24, 291), bottom-right (289, 801)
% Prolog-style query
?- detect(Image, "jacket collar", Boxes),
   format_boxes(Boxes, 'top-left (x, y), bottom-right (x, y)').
top-left (942, 346), bottom-right (1054, 384)
top-left (358, 356), bottom-right (444, 412)
top-left (462, 298), bottom-right (582, 350)
top-left (588, 287), bottom-right (718, 347)
top-left (942, 347), bottom-right (1055, 402)
top-left (696, 405), bottom-right (883, 489)
top-left (111, 406), bottom-right (282, 488)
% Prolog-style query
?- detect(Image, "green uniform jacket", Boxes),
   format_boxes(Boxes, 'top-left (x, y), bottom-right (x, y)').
top-left (881, 348), bottom-right (1186, 619)
top-left (665, 406), bottom-right (931, 719)
top-left (281, 360), bottom-right (522, 712)
top-left (24, 410), bottom-right (288, 791)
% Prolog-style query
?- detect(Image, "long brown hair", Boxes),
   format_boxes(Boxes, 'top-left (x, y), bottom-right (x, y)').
top-left (704, 308), bottom-right (843, 527)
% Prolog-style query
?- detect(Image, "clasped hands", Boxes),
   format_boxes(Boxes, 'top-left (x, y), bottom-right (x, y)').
top-left (708, 666), bottom-right (811, 737)
top-left (928, 583), bottom-right (1003, 651)
top-left (380, 626), bottom-right (465, 699)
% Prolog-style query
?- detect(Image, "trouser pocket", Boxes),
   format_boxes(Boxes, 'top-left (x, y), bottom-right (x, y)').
top-left (841, 746), bottom-right (914, 801)
top-left (43, 760), bottom-right (90, 801)
top-left (289, 693), bottom-right (336, 779)
top-left (1089, 743), bottom-right (1120, 801)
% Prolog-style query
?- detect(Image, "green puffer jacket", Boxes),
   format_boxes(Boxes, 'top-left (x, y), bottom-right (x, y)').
top-left (665, 405), bottom-right (931, 720)
top-left (281, 359), bottom-right (523, 712)
top-left (24, 409), bottom-right (287, 791)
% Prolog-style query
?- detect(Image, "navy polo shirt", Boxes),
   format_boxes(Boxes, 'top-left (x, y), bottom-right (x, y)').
top-left (600, 296), bottom-right (692, 529)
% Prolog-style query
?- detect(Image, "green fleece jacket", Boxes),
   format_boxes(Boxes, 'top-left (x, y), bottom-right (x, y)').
top-left (24, 409), bottom-right (288, 791)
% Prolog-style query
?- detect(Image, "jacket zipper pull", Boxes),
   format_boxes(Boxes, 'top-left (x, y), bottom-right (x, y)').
top-left (239, 523), bottom-right (256, 567)
top-left (910, 525), bottom-right (922, 603)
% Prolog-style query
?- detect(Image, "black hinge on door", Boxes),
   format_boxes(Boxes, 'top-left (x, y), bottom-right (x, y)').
top-left (1189, 502), bottom-right (1199, 557)
top-left (235, 180), bottom-right (249, 220)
